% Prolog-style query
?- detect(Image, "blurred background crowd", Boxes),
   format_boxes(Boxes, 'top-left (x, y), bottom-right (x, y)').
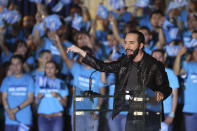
top-left (0, 0), bottom-right (197, 131)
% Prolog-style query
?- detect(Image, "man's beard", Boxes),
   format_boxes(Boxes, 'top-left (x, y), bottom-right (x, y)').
top-left (126, 46), bottom-right (140, 61)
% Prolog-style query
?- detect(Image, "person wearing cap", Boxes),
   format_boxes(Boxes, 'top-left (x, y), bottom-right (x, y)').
top-left (173, 46), bottom-right (197, 131)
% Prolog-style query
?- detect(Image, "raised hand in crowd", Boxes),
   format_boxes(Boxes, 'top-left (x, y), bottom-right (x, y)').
top-left (173, 46), bottom-right (187, 75)
top-left (67, 45), bottom-right (87, 58)
top-left (0, 26), bottom-right (9, 57)
top-left (108, 12), bottom-right (125, 47)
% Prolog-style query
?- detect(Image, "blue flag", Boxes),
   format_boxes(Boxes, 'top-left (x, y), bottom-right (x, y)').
top-left (72, 13), bottom-right (83, 31)
top-left (109, 0), bottom-right (125, 10)
top-left (52, 1), bottom-right (64, 12)
top-left (60, 0), bottom-right (71, 4)
top-left (45, 0), bottom-right (52, 5)
top-left (44, 14), bottom-right (62, 32)
top-left (32, 22), bottom-right (45, 37)
top-left (0, 8), bottom-right (8, 27)
top-left (3, 10), bottom-right (21, 24)
top-left (136, 0), bottom-right (150, 8)
top-left (185, 39), bottom-right (197, 48)
top-left (166, 45), bottom-right (181, 57)
top-left (29, 0), bottom-right (42, 3)
top-left (97, 4), bottom-right (108, 19)
top-left (0, 0), bottom-right (8, 6)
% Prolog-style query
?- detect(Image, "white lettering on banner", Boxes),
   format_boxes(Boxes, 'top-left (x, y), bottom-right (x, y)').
top-left (79, 82), bottom-right (89, 87)
top-left (47, 80), bottom-right (57, 88)
top-left (38, 76), bottom-right (60, 89)
top-left (9, 86), bottom-right (27, 96)
top-left (76, 97), bottom-right (84, 101)
top-left (40, 89), bottom-right (46, 93)
top-left (11, 92), bottom-right (26, 96)
top-left (78, 77), bottom-right (89, 83)
top-left (191, 73), bottom-right (197, 83)
top-left (78, 76), bottom-right (96, 88)
top-left (76, 111), bottom-right (84, 115)
top-left (191, 74), bottom-right (197, 79)
top-left (45, 94), bottom-right (52, 97)
top-left (192, 80), bottom-right (197, 83)
top-left (78, 76), bottom-right (95, 84)
top-left (16, 87), bottom-right (27, 91)
top-left (39, 76), bottom-right (47, 86)
top-left (9, 88), bottom-right (15, 92)
top-left (39, 89), bottom-right (58, 97)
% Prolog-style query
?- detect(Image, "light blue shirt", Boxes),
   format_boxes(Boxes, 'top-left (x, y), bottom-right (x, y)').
top-left (163, 68), bottom-right (179, 114)
top-left (183, 61), bottom-right (197, 113)
top-left (1, 74), bottom-right (34, 125)
top-left (35, 76), bottom-right (69, 114)
top-left (70, 62), bottom-right (104, 114)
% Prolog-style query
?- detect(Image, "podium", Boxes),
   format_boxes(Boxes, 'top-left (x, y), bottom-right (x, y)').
top-left (72, 86), bottom-right (162, 131)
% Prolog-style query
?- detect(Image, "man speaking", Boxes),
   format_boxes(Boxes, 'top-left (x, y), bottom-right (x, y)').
top-left (67, 31), bottom-right (172, 131)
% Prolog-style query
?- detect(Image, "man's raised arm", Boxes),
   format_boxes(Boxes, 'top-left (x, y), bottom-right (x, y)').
top-left (67, 45), bottom-right (121, 73)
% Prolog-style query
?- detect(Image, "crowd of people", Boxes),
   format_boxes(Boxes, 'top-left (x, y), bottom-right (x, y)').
top-left (0, 0), bottom-right (197, 131)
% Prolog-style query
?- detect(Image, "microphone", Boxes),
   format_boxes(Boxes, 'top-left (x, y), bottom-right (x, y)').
top-left (81, 70), bottom-right (101, 102)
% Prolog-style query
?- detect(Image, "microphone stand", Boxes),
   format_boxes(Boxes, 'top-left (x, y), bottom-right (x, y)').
top-left (81, 70), bottom-right (101, 102)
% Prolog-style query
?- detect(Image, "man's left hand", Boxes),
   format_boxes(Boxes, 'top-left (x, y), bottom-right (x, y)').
top-left (155, 91), bottom-right (164, 102)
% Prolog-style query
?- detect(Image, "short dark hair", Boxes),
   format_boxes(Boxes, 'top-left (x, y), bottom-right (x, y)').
top-left (139, 26), bottom-right (151, 34)
top-left (15, 40), bottom-right (27, 51)
top-left (45, 60), bottom-right (60, 75)
top-left (150, 10), bottom-right (164, 18)
top-left (126, 30), bottom-right (145, 44)
top-left (46, 60), bottom-right (58, 69)
top-left (11, 55), bottom-right (25, 64)
top-left (192, 29), bottom-right (197, 34)
top-left (39, 50), bottom-right (51, 58)
top-left (152, 49), bottom-right (165, 56)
